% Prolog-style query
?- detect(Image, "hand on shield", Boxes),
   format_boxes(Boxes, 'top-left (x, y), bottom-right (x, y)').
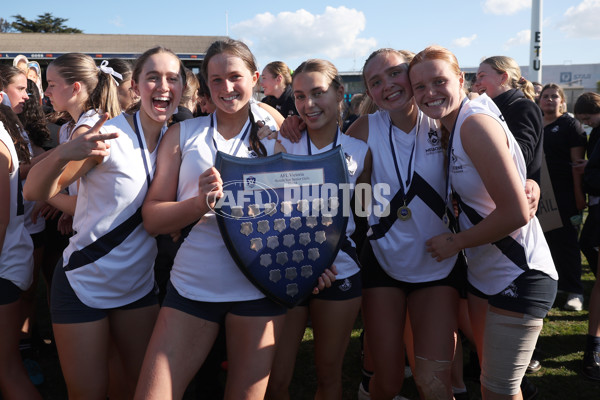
top-left (198, 167), bottom-right (223, 210)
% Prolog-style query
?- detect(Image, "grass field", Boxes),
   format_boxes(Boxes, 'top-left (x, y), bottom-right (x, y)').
top-left (29, 261), bottom-right (600, 399)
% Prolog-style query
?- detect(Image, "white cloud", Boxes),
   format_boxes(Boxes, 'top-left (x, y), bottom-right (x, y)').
top-left (231, 7), bottom-right (377, 71)
top-left (482, 0), bottom-right (531, 15)
top-left (452, 34), bottom-right (477, 48)
top-left (109, 15), bottom-right (124, 28)
top-left (503, 30), bottom-right (531, 49)
top-left (559, 0), bottom-right (600, 38)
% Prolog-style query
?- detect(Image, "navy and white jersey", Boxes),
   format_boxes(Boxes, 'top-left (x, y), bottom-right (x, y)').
top-left (366, 109), bottom-right (456, 282)
top-left (279, 129), bottom-right (368, 279)
top-left (62, 112), bottom-right (158, 308)
top-left (449, 94), bottom-right (557, 295)
top-left (0, 123), bottom-right (34, 290)
top-left (250, 98), bottom-right (279, 131)
top-left (170, 115), bottom-right (277, 301)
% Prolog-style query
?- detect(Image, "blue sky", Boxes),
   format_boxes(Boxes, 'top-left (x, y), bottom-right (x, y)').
top-left (2, 0), bottom-right (599, 76)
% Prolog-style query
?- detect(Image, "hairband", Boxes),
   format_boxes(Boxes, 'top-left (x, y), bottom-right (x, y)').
top-left (98, 60), bottom-right (123, 86)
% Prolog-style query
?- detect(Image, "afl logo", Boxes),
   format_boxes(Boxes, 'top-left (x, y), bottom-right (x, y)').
top-left (427, 129), bottom-right (440, 146)
top-left (246, 176), bottom-right (256, 188)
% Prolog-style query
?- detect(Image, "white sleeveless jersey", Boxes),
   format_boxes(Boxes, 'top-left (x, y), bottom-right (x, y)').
top-left (449, 95), bottom-right (557, 295)
top-left (20, 130), bottom-right (45, 235)
top-left (170, 114), bottom-right (278, 301)
top-left (62, 112), bottom-right (157, 308)
top-left (279, 130), bottom-right (368, 279)
top-left (250, 98), bottom-right (279, 130)
top-left (367, 109), bottom-right (456, 282)
top-left (0, 124), bottom-right (34, 290)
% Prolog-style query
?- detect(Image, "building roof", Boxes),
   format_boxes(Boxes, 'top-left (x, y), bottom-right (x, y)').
top-left (0, 33), bottom-right (228, 60)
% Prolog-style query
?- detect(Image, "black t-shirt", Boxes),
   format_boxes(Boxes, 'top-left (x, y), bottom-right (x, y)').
top-left (543, 113), bottom-right (587, 192)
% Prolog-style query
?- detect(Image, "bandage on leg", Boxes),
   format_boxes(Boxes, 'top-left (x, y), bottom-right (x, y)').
top-left (480, 311), bottom-right (543, 395)
top-left (413, 356), bottom-right (452, 400)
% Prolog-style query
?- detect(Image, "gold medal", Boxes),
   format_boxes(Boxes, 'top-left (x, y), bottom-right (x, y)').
top-left (397, 205), bottom-right (411, 221)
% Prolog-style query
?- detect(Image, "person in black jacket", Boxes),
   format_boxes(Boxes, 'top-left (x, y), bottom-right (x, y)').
top-left (475, 56), bottom-right (543, 183)
top-left (580, 105), bottom-right (600, 380)
top-left (260, 61), bottom-right (297, 119)
top-left (574, 92), bottom-right (600, 277)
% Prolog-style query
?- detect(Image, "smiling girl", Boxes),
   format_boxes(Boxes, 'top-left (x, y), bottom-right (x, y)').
top-left (24, 47), bottom-right (185, 399)
top-left (135, 39), bottom-right (293, 400)
top-left (409, 45), bottom-right (557, 400)
top-left (266, 59), bottom-right (369, 399)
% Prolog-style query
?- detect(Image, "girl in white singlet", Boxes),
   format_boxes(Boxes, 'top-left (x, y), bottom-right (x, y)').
top-left (409, 45), bottom-right (557, 400)
top-left (0, 92), bottom-right (40, 399)
top-left (266, 59), bottom-right (369, 399)
top-left (23, 47), bottom-right (185, 399)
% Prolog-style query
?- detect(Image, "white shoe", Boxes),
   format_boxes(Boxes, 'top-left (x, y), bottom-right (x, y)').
top-left (563, 293), bottom-right (583, 311)
top-left (358, 382), bottom-right (370, 400)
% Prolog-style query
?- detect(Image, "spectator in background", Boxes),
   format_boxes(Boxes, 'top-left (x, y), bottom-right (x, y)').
top-left (260, 61), bottom-right (297, 118)
top-left (574, 92), bottom-right (600, 277)
top-left (13, 54), bottom-right (29, 73)
top-left (172, 68), bottom-right (200, 123)
top-left (540, 83), bottom-right (587, 311)
top-left (106, 58), bottom-right (138, 112)
top-left (532, 82), bottom-right (543, 104)
top-left (342, 93), bottom-right (365, 132)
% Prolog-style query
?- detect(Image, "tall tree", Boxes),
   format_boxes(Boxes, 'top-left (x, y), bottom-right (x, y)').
top-left (0, 17), bottom-right (13, 32)
top-left (10, 13), bottom-right (82, 33)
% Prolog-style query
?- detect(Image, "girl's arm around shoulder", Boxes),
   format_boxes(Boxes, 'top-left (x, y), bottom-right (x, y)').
top-left (345, 115), bottom-right (369, 143)
top-left (256, 102), bottom-right (285, 129)
top-left (426, 114), bottom-right (529, 261)
top-left (0, 142), bottom-right (11, 253)
top-left (142, 123), bottom-right (215, 236)
top-left (23, 114), bottom-right (116, 201)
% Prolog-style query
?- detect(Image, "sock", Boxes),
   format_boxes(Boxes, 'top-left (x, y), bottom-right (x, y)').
top-left (586, 334), bottom-right (600, 353)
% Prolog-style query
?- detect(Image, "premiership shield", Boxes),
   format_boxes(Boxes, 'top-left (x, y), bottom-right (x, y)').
top-left (215, 147), bottom-right (349, 308)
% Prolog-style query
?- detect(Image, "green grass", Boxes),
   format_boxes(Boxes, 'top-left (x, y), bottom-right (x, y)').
top-left (32, 260), bottom-right (600, 399)
top-left (287, 263), bottom-right (600, 400)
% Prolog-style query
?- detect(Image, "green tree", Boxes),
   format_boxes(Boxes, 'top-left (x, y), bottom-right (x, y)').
top-left (0, 17), bottom-right (14, 32)
top-left (10, 13), bottom-right (82, 33)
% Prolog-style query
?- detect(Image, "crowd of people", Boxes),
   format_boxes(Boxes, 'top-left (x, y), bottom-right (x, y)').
top-left (0, 40), bottom-right (599, 400)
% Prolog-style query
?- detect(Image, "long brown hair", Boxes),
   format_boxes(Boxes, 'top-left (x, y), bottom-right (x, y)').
top-left (202, 39), bottom-right (266, 157)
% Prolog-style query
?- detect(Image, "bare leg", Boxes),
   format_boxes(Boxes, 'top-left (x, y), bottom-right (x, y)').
top-left (224, 313), bottom-right (284, 400)
top-left (0, 298), bottom-right (42, 400)
top-left (265, 307), bottom-right (309, 400)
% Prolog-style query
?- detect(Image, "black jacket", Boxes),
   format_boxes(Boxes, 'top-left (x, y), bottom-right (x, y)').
top-left (493, 89), bottom-right (544, 183)
top-left (585, 138), bottom-right (600, 196)
top-left (261, 86), bottom-right (297, 119)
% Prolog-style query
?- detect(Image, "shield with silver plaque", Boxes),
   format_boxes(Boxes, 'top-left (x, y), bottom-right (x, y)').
top-left (214, 147), bottom-right (349, 308)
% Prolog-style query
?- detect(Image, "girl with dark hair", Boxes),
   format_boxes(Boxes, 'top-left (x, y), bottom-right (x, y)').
top-left (0, 88), bottom-right (41, 399)
top-left (135, 38), bottom-right (295, 400)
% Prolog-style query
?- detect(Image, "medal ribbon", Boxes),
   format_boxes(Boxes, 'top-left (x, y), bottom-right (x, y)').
top-left (306, 127), bottom-right (340, 155)
top-left (211, 113), bottom-right (251, 156)
top-left (388, 111), bottom-right (420, 207)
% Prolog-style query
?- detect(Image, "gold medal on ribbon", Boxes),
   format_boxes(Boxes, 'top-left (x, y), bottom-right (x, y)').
top-left (397, 204), bottom-right (412, 221)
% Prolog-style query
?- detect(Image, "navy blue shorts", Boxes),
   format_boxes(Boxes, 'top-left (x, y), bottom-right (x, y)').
top-left (162, 281), bottom-right (286, 324)
top-left (0, 277), bottom-right (22, 305)
top-left (360, 240), bottom-right (466, 295)
top-left (468, 269), bottom-right (557, 319)
top-left (51, 260), bottom-right (159, 324)
top-left (297, 272), bottom-right (362, 306)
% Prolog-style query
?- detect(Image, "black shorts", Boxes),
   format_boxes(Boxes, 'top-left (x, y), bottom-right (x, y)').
top-left (0, 277), bottom-right (22, 305)
top-left (468, 269), bottom-right (557, 319)
top-left (297, 272), bottom-right (362, 306)
top-left (51, 260), bottom-right (159, 324)
top-left (30, 231), bottom-right (45, 249)
top-left (360, 240), bottom-right (466, 295)
top-left (162, 281), bottom-right (287, 324)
